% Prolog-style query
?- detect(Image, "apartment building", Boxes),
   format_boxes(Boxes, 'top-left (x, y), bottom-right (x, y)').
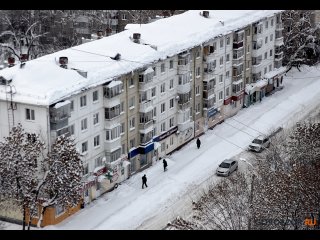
top-left (0, 10), bottom-right (284, 226)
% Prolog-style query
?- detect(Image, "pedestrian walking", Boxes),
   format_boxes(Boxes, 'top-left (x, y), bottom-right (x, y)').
top-left (163, 159), bottom-right (168, 172)
top-left (142, 174), bottom-right (148, 189)
top-left (196, 138), bottom-right (201, 149)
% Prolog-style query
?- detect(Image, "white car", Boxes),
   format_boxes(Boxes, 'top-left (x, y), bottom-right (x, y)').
top-left (216, 159), bottom-right (238, 177)
top-left (248, 135), bottom-right (270, 153)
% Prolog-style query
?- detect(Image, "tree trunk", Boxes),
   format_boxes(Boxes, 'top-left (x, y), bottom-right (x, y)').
top-left (22, 206), bottom-right (26, 230)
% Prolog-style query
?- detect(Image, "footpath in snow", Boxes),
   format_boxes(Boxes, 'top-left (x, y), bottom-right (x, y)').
top-left (36, 65), bottom-right (320, 230)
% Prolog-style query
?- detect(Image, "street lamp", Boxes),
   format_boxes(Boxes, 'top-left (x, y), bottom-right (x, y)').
top-left (240, 158), bottom-right (257, 230)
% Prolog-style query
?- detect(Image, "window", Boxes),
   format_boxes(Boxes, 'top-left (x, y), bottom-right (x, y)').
top-left (265, 21), bottom-right (268, 29)
top-left (129, 117), bottom-right (135, 129)
top-left (80, 95), bottom-right (87, 107)
top-left (161, 103), bottom-right (165, 113)
top-left (169, 60), bottom-right (173, 69)
top-left (151, 87), bottom-right (156, 97)
top-left (93, 90), bottom-right (99, 102)
top-left (122, 14), bottom-right (127, 20)
top-left (106, 126), bottom-right (121, 141)
top-left (220, 39), bottom-right (224, 48)
top-left (226, 87), bottom-right (229, 97)
top-left (160, 83), bottom-right (165, 93)
top-left (271, 19), bottom-right (274, 26)
top-left (170, 98), bottom-right (174, 108)
top-left (226, 54), bottom-right (230, 62)
top-left (70, 100), bottom-right (74, 111)
top-left (83, 163), bottom-right (89, 175)
top-left (122, 144), bottom-right (126, 155)
top-left (196, 51), bottom-right (200, 58)
top-left (196, 67), bottom-right (200, 77)
top-left (196, 103), bottom-right (200, 114)
top-left (161, 122), bottom-right (166, 132)
top-left (226, 36), bottom-right (230, 45)
top-left (170, 136), bottom-right (174, 145)
top-left (219, 91), bottom-right (223, 100)
top-left (220, 56), bottom-right (223, 66)
top-left (153, 107), bottom-right (157, 117)
top-left (226, 71), bottom-right (230, 78)
top-left (265, 36), bottom-right (268, 44)
top-left (219, 75), bottom-right (223, 83)
top-left (70, 124), bottom-right (75, 135)
top-left (270, 34), bottom-right (273, 41)
top-left (120, 122), bottom-right (125, 135)
top-left (247, 44), bottom-right (250, 53)
top-left (264, 67), bottom-right (267, 74)
top-left (81, 118), bottom-right (88, 131)
top-left (269, 64), bottom-right (272, 71)
top-left (196, 85), bottom-right (200, 95)
top-left (270, 49), bottom-right (273, 57)
top-left (161, 63), bottom-right (165, 73)
top-left (93, 113), bottom-right (99, 125)
top-left (129, 96), bottom-right (135, 108)
top-left (26, 108), bottom-right (35, 120)
top-left (130, 138), bottom-right (135, 148)
top-left (169, 79), bottom-right (173, 89)
top-left (95, 157), bottom-right (103, 168)
top-left (264, 52), bottom-right (267, 59)
top-left (82, 141), bottom-right (88, 153)
top-left (55, 204), bottom-right (65, 217)
top-left (94, 135), bottom-right (100, 147)
top-left (120, 101), bottom-right (124, 113)
top-left (129, 78), bottom-right (134, 87)
top-left (169, 117), bottom-right (174, 127)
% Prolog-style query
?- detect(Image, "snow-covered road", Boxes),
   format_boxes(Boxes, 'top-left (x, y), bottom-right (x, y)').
top-left (45, 65), bottom-right (320, 230)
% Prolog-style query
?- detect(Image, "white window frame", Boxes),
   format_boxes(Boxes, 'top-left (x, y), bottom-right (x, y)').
top-left (94, 135), bottom-right (100, 148)
top-left (93, 90), bottom-right (99, 102)
top-left (161, 103), bottom-right (165, 113)
top-left (26, 108), bottom-right (35, 121)
top-left (81, 118), bottom-right (88, 131)
top-left (93, 112), bottom-right (99, 125)
top-left (82, 141), bottom-right (88, 154)
top-left (80, 95), bottom-right (87, 108)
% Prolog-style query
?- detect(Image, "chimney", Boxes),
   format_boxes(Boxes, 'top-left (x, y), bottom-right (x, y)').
top-left (133, 33), bottom-right (141, 43)
top-left (8, 57), bottom-right (15, 67)
top-left (203, 11), bottom-right (209, 18)
top-left (59, 57), bottom-right (68, 69)
top-left (97, 30), bottom-right (103, 39)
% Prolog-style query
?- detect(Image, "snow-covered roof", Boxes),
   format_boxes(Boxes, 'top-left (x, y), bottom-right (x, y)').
top-left (0, 10), bottom-right (283, 106)
top-left (107, 80), bottom-right (123, 88)
top-left (255, 79), bottom-right (268, 88)
top-left (53, 100), bottom-right (71, 109)
top-left (264, 66), bottom-right (287, 79)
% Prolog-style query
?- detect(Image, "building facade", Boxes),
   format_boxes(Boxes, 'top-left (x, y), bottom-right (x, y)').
top-left (0, 10), bottom-right (285, 226)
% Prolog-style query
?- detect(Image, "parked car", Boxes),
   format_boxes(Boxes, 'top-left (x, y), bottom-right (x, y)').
top-left (216, 159), bottom-right (238, 177)
top-left (248, 135), bottom-right (270, 153)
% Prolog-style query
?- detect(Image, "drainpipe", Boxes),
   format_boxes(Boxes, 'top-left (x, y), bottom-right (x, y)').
top-left (192, 48), bottom-right (197, 138)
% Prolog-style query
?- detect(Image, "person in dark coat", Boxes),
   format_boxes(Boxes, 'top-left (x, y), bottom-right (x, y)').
top-left (163, 159), bottom-right (168, 172)
top-left (196, 138), bottom-right (201, 149)
top-left (142, 174), bottom-right (148, 189)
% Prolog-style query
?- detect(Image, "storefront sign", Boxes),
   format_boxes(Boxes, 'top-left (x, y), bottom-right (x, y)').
top-left (155, 126), bottom-right (178, 142)
top-left (207, 107), bottom-right (218, 118)
top-left (94, 166), bottom-right (107, 176)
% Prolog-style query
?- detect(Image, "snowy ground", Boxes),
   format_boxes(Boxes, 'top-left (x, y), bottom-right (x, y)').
top-left (2, 65), bottom-right (320, 230)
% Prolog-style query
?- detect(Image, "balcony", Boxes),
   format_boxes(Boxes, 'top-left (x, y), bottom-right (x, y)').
top-left (178, 101), bottom-right (191, 111)
top-left (105, 138), bottom-right (121, 152)
top-left (233, 57), bottom-right (244, 66)
top-left (276, 23), bottom-right (283, 30)
top-left (232, 74), bottom-right (243, 82)
top-left (275, 52), bottom-right (283, 61)
top-left (139, 100), bottom-right (153, 113)
top-left (105, 116), bottom-right (120, 129)
top-left (139, 120), bottom-right (153, 131)
top-left (177, 82), bottom-right (191, 94)
top-left (177, 63), bottom-right (190, 75)
top-left (233, 41), bottom-right (244, 49)
top-left (275, 37), bottom-right (284, 47)
top-left (178, 119), bottom-right (193, 132)
top-left (104, 97), bottom-right (120, 108)
top-left (203, 88), bottom-right (215, 99)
